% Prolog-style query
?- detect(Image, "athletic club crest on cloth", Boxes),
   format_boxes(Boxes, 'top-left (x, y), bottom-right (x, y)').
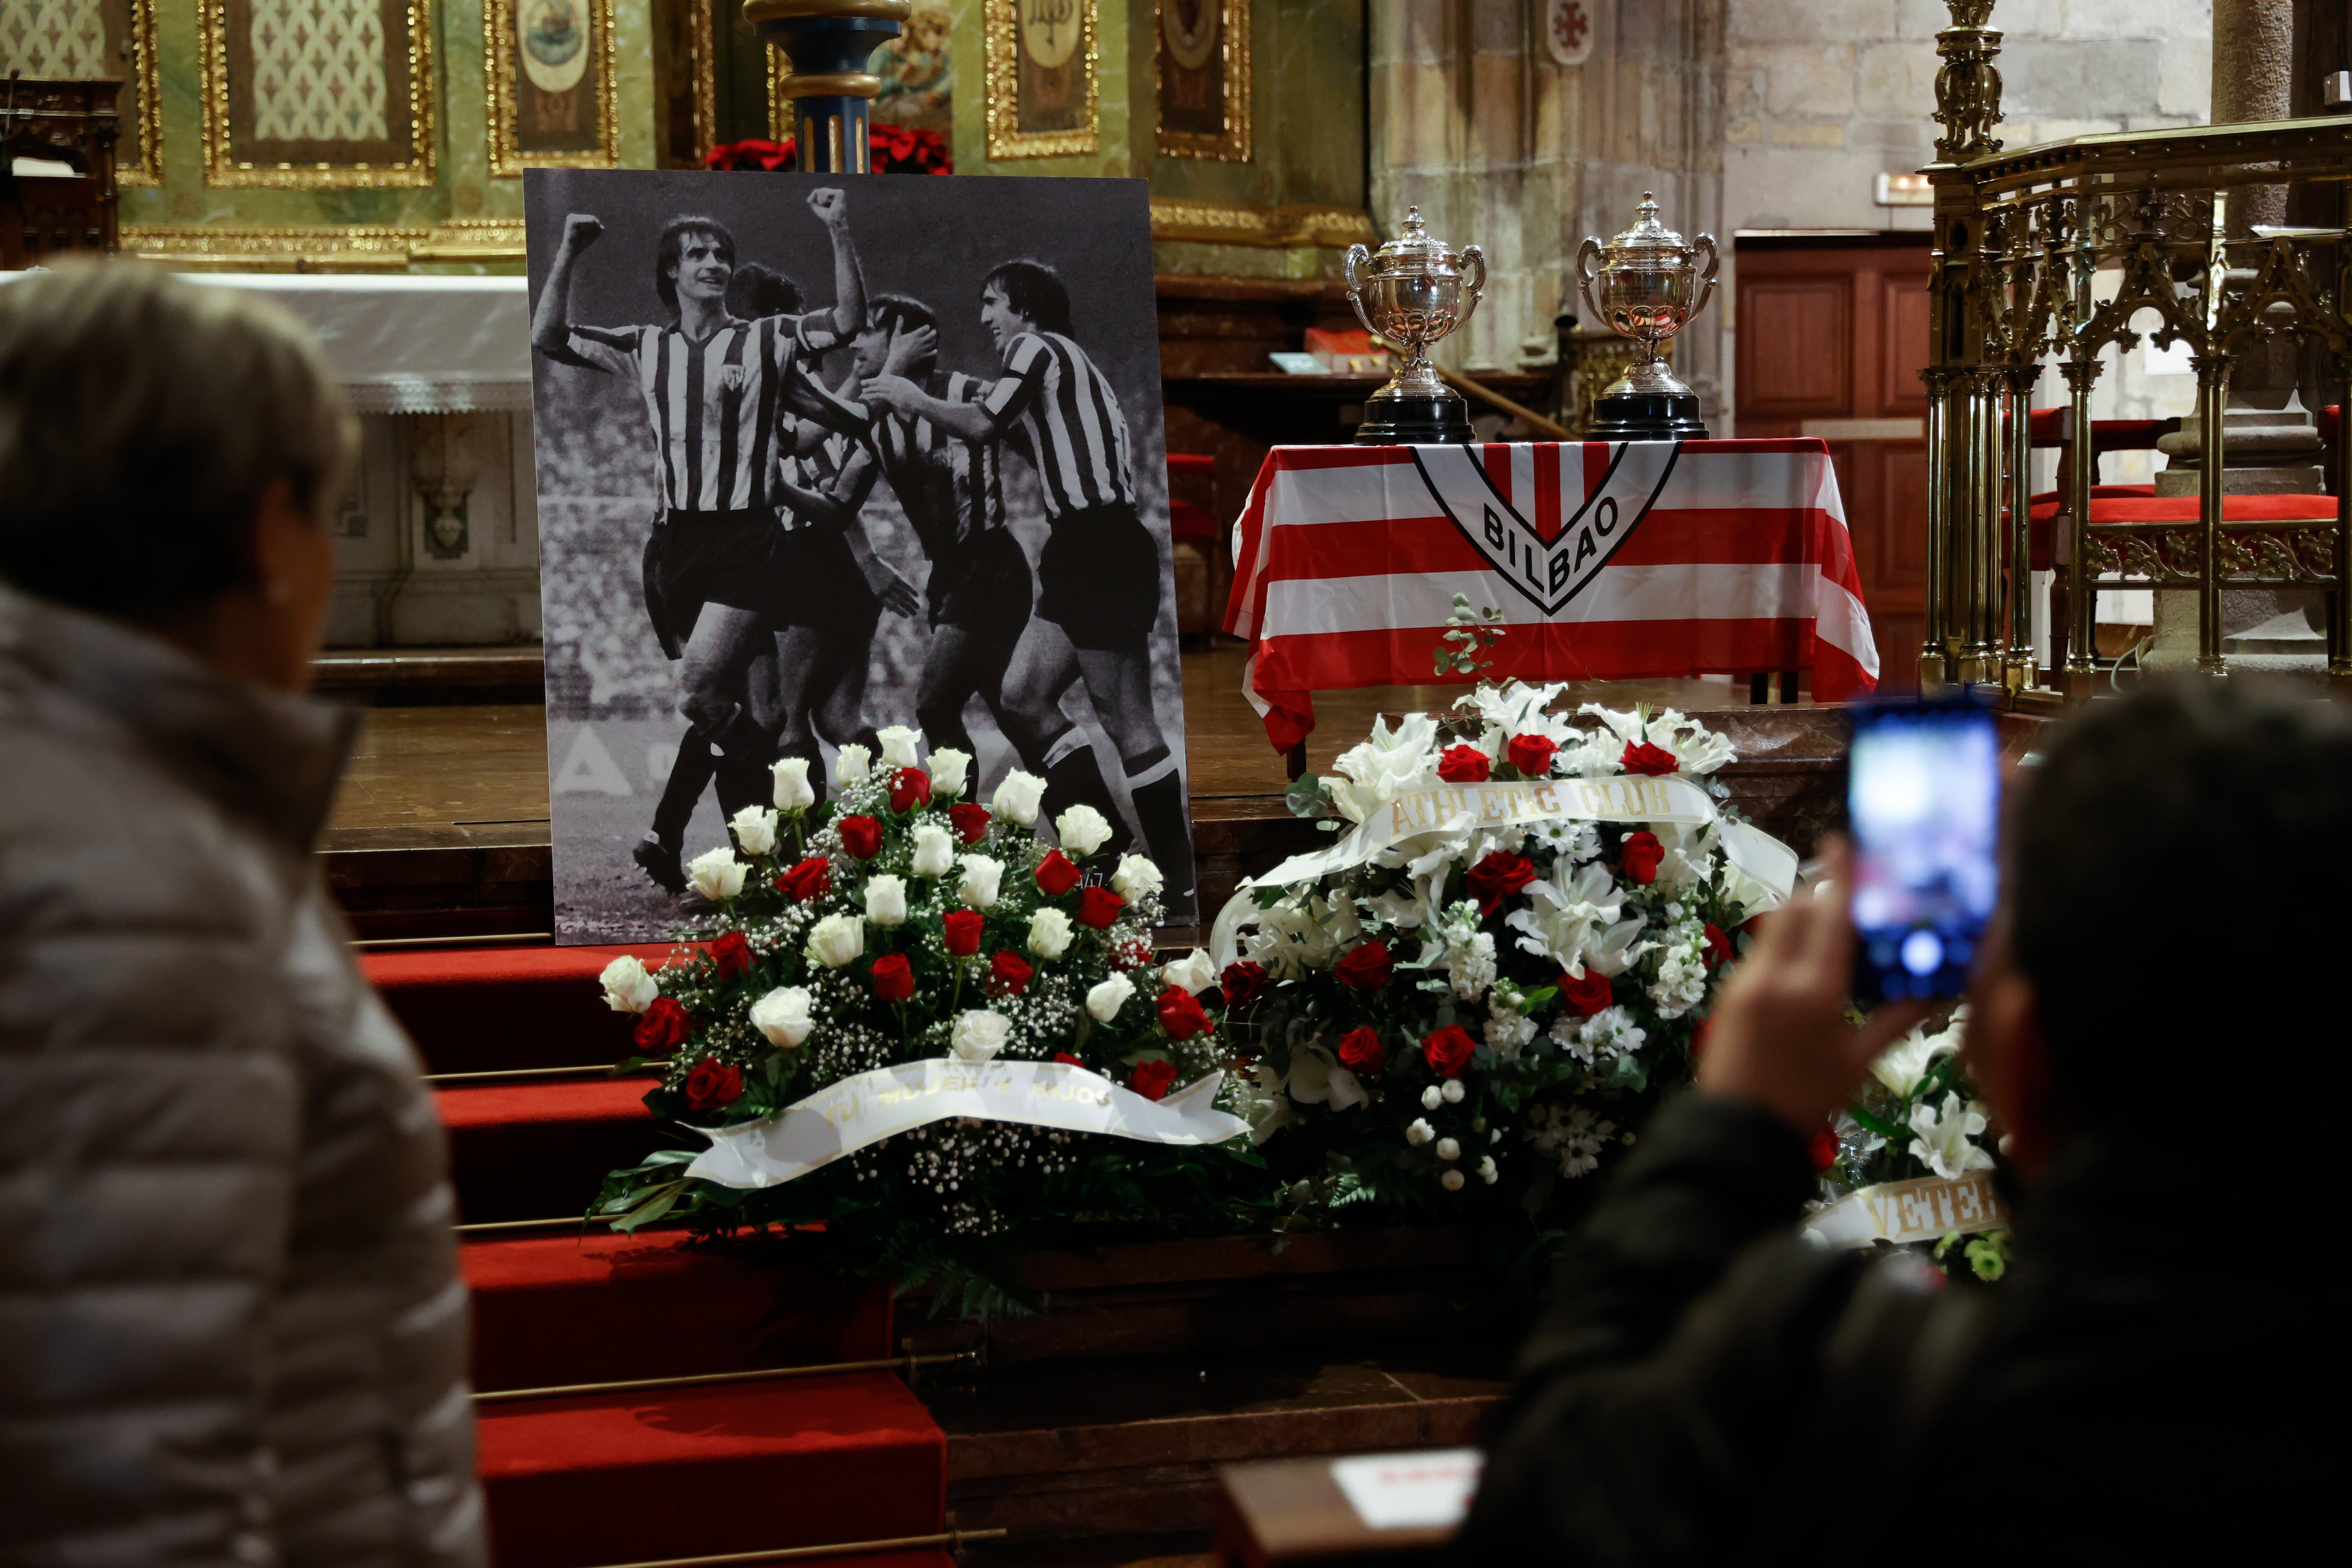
top-left (1409, 440), bottom-right (1682, 616)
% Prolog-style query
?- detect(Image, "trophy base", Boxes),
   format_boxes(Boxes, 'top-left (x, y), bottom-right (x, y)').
top-left (1586, 389), bottom-right (1708, 441)
top-left (1354, 390), bottom-right (1475, 446)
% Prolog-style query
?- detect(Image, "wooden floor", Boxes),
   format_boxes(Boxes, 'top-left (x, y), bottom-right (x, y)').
top-left (326, 642), bottom-right (1779, 848)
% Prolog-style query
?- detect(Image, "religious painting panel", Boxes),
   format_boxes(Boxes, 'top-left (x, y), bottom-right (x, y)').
top-left (1154, 0), bottom-right (1248, 162)
top-left (0, 0), bottom-right (159, 183)
top-left (871, 2), bottom-right (951, 135)
top-left (485, 0), bottom-right (619, 176)
top-left (524, 169), bottom-right (1196, 940)
top-left (984, 0), bottom-right (1096, 159)
top-left (199, 0), bottom-right (435, 185)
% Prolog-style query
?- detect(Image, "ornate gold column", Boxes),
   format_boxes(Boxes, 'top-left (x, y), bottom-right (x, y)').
top-left (2059, 355), bottom-right (2101, 696)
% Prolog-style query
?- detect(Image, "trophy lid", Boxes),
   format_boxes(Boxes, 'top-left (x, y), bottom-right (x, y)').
top-left (1362, 206), bottom-right (1462, 274)
top-left (1603, 192), bottom-right (1692, 261)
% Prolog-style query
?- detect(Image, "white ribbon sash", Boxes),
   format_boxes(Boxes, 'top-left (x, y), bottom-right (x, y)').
top-left (1804, 1170), bottom-right (2009, 1249)
top-left (1210, 775), bottom-right (1798, 967)
top-left (686, 1059), bottom-right (1249, 1189)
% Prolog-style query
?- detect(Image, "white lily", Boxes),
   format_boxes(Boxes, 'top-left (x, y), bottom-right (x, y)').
top-left (1285, 1043), bottom-right (1367, 1113)
top-left (1508, 859), bottom-right (1651, 976)
top-left (1328, 712), bottom-right (1441, 824)
top-left (1578, 703), bottom-right (1737, 775)
top-left (1907, 1092), bottom-right (1996, 1180)
top-left (1872, 1009), bottom-right (1965, 1099)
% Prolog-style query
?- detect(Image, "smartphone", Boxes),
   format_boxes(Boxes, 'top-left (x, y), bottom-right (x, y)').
top-left (1846, 697), bottom-right (2002, 1004)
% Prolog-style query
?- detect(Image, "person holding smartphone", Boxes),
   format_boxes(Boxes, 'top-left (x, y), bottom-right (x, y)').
top-left (1458, 680), bottom-right (2331, 1564)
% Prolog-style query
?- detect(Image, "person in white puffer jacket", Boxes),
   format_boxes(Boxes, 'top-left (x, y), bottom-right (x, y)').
top-left (0, 262), bottom-right (484, 1568)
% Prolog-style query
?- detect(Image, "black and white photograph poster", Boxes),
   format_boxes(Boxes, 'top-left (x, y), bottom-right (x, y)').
top-left (524, 169), bottom-right (1196, 941)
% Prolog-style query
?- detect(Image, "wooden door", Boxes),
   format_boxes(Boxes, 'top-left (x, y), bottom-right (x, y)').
top-left (1734, 238), bottom-right (1932, 691)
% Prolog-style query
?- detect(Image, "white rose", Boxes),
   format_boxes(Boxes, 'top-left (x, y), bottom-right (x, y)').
top-left (951, 1008), bottom-right (1010, 1063)
top-left (1112, 854), bottom-right (1163, 902)
top-left (598, 955), bottom-right (659, 1014)
top-left (992, 769), bottom-right (1047, 826)
top-left (864, 874), bottom-right (908, 926)
top-left (909, 823), bottom-right (955, 878)
top-left (928, 747), bottom-right (973, 797)
top-left (1056, 803), bottom-right (1113, 858)
top-left (805, 913), bottom-right (866, 969)
top-left (686, 847), bottom-right (747, 902)
top-left (877, 725), bottom-right (923, 769)
top-left (834, 743), bottom-right (872, 786)
top-left (1160, 948), bottom-right (1216, 995)
top-left (1435, 1137), bottom-right (1461, 1162)
top-left (771, 757), bottom-right (816, 812)
top-left (1477, 1155), bottom-right (1499, 1185)
top-left (748, 986), bottom-right (814, 1048)
top-left (1440, 1078), bottom-right (1466, 1104)
top-left (1406, 1118), bottom-right (1435, 1146)
top-left (730, 805), bottom-right (779, 857)
top-left (1027, 906), bottom-right (1074, 960)
top-left (1440, 1169), bottom-right (1467, 1191)
top-left (957, 853), bottom-right (1004, 910)
top-left (1086, 972), bottom-right (1135, 1023)
top-left (1420, 1085), bottom-right (1444, 1111)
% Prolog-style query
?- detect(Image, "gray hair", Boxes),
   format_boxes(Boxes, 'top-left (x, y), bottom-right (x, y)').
top-left (0, 259), bottom-right (357, 617)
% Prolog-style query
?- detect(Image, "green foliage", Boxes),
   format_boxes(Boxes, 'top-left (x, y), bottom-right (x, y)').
top-left (1433, 593), bottom-right (1507, 677)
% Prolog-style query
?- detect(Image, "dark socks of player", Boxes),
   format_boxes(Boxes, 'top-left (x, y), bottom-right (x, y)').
top-left (651, 728), bottom-right (719, 849)
top-left (1126, 769), bottom-right (1195, 907)
top-left (1041, 745), bottom-right (1133, 858)
top-left (714, 744), bottom-right (772, 823)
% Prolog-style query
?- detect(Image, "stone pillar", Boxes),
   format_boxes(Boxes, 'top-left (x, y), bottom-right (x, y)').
top-left (2146, 0), bottom-right (2323, 667)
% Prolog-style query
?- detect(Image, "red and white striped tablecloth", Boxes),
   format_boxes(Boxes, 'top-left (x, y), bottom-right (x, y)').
top-left (1222, 438), bottom-right (1879, 751)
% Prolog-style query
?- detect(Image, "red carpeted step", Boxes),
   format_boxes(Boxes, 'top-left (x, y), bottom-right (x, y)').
top-left (477, 1373), bottom-right (946, 1568)
top-left (438, 1078), bottom-right (667, 1224)
top-left (367, 942), bottom-right (689, 1075)
top-left (465, 1231), bottom-right (894, 1393)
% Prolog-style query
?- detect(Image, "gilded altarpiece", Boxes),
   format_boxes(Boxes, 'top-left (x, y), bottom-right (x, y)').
top-left (984, 0), bottom-right (1096, 159)
top-left (0, 0), bottom-right (160, 183)
top-left (485, 0), bottom-right (618, 175)
top-left (1153, 0), bottom-right (1245, 163)
top-left (199, 0), bottom-right (435, 186)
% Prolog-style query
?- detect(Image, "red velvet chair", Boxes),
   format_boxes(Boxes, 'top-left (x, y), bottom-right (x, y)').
top-left (1168, 451), bottom-right (1227, 643)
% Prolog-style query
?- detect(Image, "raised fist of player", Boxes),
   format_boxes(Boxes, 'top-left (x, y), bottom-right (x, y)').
top-left (561, 213), bottom-right (604, 252)
top-left (807, 188), bottom-right (848, 228)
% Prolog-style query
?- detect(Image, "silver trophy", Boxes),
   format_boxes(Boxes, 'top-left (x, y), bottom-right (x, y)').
top-left (1344, 207), bottom-right (1486, 445)
top-left (1574, 192), bottom-right (1718, 439)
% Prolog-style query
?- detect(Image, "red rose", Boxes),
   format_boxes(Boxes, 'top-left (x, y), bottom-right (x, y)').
top-left (1422, 1024), bottom-right (1477, 1078)
top-left (709, 931), bottom-right (755, 979)
top-left (1505, 733), bottom-right (1558, 777)
top-left (1808, 1122), bottom-right (1841, 1173)
top-left (683, 1057), bottom-right (744, 1112)
top-left (1219, 961), bottom-right (1267, 1009)
top-left (870, 953), bottom-right (914, 1003)
top-left (987, 949), bottom-right (1033, 996)
top-left (1130, 1059), bottom-right (1178, 1101)
top-left (1437, 744), bottom-right (1491, 783)
top-left (1559, 968), bottom-right (1614, 1016)
top-left (1702, 923), bottom-right (1732, 968)
top-left (1621, 740), bottom-right (1679, 776)
top-left (1464, 851), bottom-right (1537, 916)
top-left (942, 908), bottom-right (984, 957)
top-left (1157, 987), bottom-right (1212, 1041)
top-left (1336, 1025), bottom-right (1385, 1075)
top-left (838, 815), bottom-right (883, 860)
top-left (775, 856), bottom-right (832, 901)
top-left (948, 803), bottom-right (992, 844)
top-left (889, 766), bottom-right (931, 813)
top-left (1033, 849), bottom-right (1081, 896)
top-left (1333, 939), bottom-right (1393, 991)
top-left (1053, 1051), bottom-right (1083, 1066)
top-left (1619, 830), bottom-right (1664, 885)
top-left (1077, 885), bottom-right (1126, 929)
top-left (634, 996), bottom-right (690, 1051)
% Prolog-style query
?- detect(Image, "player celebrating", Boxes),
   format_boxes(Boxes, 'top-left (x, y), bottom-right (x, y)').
top-left (865, 261), bottom-right (1192, 904)
top-left (529, 192), bottom-right (870, 893)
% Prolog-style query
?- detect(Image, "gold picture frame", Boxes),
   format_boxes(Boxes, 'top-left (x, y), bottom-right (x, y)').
top-left (118, 0), bottom-right (162, 186)
top-left (1154, 0), bottom-right (1248, 163)
top-left (983, 0), bottom-right (1097, 160)
top-left (199, 0), bottom-right (437, 188)
top-left (485, 0), bottom-right (620, 177)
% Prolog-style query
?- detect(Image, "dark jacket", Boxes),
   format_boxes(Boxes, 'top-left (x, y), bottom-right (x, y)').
top-left (0, 582), bottom-right (485, 1568)
top-left (1459, 1094), bottom-right (2326, 1565)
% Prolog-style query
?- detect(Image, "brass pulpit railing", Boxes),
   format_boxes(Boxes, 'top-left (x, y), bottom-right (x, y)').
top-left (1918, 0), bottom-right (2352, 695)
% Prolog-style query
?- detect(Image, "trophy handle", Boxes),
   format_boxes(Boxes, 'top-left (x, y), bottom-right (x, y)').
top-left (1343, 243), bottom-right (1383, 342)
top-left (1690, 231), bottom-right (1721, 319)
top-left (1574, 237), bottom-right (1605, 326)
top-left (1459, 245), bottom-right (1487, 325)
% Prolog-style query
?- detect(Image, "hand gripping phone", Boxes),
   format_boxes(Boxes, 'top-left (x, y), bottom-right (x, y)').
top-left (1846, 698), bottom-right (2002, 1005)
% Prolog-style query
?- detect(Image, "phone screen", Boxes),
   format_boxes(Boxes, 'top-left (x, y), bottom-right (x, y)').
top-left (1847, 700), bottom-right (2001, 1003)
